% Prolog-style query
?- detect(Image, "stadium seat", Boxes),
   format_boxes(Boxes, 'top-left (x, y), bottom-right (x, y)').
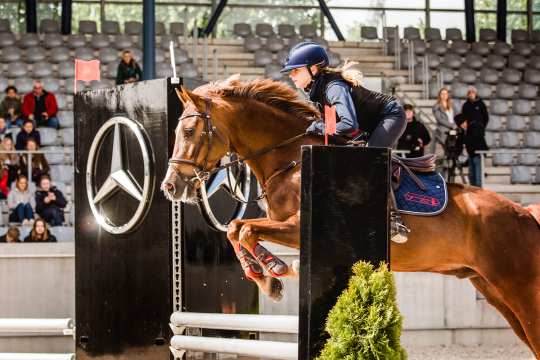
top-left (404, 27), bottom-right (421, 40)
top-left (360, 26), bottom-right (378, 40)
top-left (299, 24), bottom-right (317, 38)
top-left (39, 128), bottom-right (59, 146)
top-left (443, 53), bottom-right (462, 69)
top-left (277, 24), bottom-right (295, 39)
top-left (112, 34), bottom-right (133, 49)
top-left (0, 78), bottom-right (8, 92)
top-left (254, 49), bottom-right (273, 66)
top-left (56, 94), bottom-right (69, 110)
top-left (58, 61), bottom-right (75, 78)
top-left (156, 62), bottom-right (170, 78)
top-left (495, 83), bottom-right (515, 99)
top-left (486, 54), bottom-right (506, 70)
top-left (40, 19), bottom-right (60, 34)
top-left (479, 28), bottom-right (497, 42)
top-left (327, 50), bottom-right (342, 67)
top-left (125, 21), bottom-right (142, 35)
top-left (60, 128), bottom-right (74, 146)
top-left (99, 48), bottom-right (118, 64)
top-left (383, 27), bottom-right (397, 39)
top-left (451, 82), bottom-right (468, 99)
top-left (255, 23), bottom-right (274, 38)
top-left (171, 48), bottom-right (189, 64)
top-left (266, 36), bottom-right (285, 52)
top-left (75, 47), bottom-right (95, 61)
top-left (501, 68), bottom-right (521, 85)
top-left (517, 152), bottom-right (538, 166)
top-left (155, 22), bottom-right (165, 36)
top-left (490, 99), bottom-right (510, 115)
top-left (512, 42), bottom-right (532, 57)
top-left (484, 132), bottom-right (497, 147)
top-left (535, 99), bottom-right (540, 114)
top-left (511, 29), bottom-right (528, 43)
top-left (170, 22), bottom-right (185, 36)
top-left (19, 33), bottom-right (39, 48)
top-left (90, 80), bottom-right (112, 90)
top-left (25, 46), bottom-right (47, 63)
top-left (155, 48), bottom-right (165, 63)
top-left (445, 28), bottom-right (463, 41)
top-left (525, 70), bottom-right (540, 85)
top-left (102, 20), bottom-right (120, 35)
top-left (244, 36), bottom-right (262, 52)
top-left (439, 68), bottom-right (454, 83)
top-left (532, 30), bottom-right (540, 43)
top-left (2, 46), bottom-right (23, 62)
top-left (524, 132), bottom-right (540, 148)
top-left (0, 32), bottom-right (15, 47)
top-left (42, 34), bottom-right (63, 49)
top-left (530, 116), bottom-right (540, 131)
top-left (90, 34), bottom-right (110, 49)
top-left (49, 47), bottom-right (70, 63)
top-left (500, 132), bottom-right (521, 148)
top-left (458, 68), bottom-right (477, 84)
top-left (475, 83), bottom-right (492, 99)
top-left (58, 111), bottom-right (74, 128)
top-left (511, 166), bottom-right (531, 184)
top-left (79, 20), bottom-right (97, 34)
top-left (13, 78), bottom-right (33, 94)
top-left (42, 146), bottom-right (65, 165)
top-left (506, 115), bottom-right (527, 131)
top-left (33, 62), bottom-right (54, 78)
top-left (264, 63), bottom-right (284, 80)
top-left (50, 226), bottom-right (75, 242)
top-left (425, 27), bottom-right (442, 41)
top-left (486, 115), bottom-right (504, 131)
top-left (479, 68), bottom-right (499, 84)
top-left (0, 19), bottom-right (11, 33)
top-left (408, 39), bottom-right (427, 56)
top-left (513, 99), bottom-right (533, 115)
top-left (7, 63), bottom-right (27, 78)
top-left (471, 41), bottom-right (490, 56)
top-left (66, 34), bottom-right (87, 48)
top-left (508, 55), bottom-right (527, 70)
top-left (179, 63), bottom-right (198, 78)
top-left (492, 42), bottom-right (511, 56)
top-left (492, 153), bottom-right (514, 166)
top-left (428, 39), bottom-right (447, 55)
top-left (535, 167), bottom-right (540, 184)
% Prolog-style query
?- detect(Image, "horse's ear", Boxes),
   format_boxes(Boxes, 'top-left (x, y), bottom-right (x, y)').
top-left (175, 87), bottom-right (189, 107)
top-left (224, 73), bottom-right (241, 84)
top-left (176, 86), bottom-right (206, 110)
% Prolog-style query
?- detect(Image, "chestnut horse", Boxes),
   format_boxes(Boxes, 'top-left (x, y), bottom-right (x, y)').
top-left (161, 77), bottom-right (540, 357)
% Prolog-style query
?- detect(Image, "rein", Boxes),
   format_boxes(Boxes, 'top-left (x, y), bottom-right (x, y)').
top-left (168, 98), bottom-right (307, 198)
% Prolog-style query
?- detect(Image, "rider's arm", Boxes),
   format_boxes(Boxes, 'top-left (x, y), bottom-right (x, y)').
top-left (326, 82), bottom-right (359, 135)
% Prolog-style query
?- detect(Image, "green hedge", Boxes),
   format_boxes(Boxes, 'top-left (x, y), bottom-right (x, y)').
top-left (316, 261), bottom-right (407, 360)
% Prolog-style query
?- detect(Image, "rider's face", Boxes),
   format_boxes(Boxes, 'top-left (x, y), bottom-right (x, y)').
top-left (289, 67), bottom-right (314, 90)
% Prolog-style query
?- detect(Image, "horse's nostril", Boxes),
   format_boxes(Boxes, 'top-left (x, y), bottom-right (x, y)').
top-left (163, 182), bottom-right (174, 191)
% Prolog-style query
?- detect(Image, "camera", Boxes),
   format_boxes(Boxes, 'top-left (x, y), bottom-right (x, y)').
top-left (444, 128), bottom-right (465, 160)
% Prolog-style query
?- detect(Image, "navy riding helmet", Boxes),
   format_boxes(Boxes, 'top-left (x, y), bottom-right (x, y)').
top-left (280, 42), bottom-right (329, 73)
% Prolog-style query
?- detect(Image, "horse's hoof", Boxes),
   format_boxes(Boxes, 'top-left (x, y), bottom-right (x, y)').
top-left (268, 278), bottom-right (284, 302)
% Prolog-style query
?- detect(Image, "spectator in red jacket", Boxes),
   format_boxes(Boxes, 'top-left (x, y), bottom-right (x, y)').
top-left (21, 81), bottom-right (59, 129)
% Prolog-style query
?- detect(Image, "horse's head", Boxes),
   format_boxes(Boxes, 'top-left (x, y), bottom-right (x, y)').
top-left (161, 86), bottom-right (230, 203)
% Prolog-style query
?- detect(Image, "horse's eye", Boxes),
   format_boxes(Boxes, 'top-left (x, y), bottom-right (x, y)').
top-left (184, 128), bottom-right (195, 137)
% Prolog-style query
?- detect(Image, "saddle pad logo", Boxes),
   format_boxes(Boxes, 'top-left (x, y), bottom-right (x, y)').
top-left (404, 192), bottom-right (440, 207)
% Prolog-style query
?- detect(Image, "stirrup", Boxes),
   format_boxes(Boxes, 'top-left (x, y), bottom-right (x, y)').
top-left (390, 211), bottom-right (410, 244)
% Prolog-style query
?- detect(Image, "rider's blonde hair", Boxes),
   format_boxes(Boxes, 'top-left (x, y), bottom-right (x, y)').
top-left (320, 60), bottom-right (363, 87)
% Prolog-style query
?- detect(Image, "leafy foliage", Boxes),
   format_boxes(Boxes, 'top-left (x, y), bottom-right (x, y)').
top-left (316, 261), bottom-right (407, 360)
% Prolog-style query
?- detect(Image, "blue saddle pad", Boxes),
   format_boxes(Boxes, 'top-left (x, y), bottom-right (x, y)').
top-left (395, 171), bottom-right (448, 216)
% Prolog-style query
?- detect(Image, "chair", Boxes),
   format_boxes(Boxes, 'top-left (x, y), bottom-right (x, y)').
top-left (458, 68), bottom-right (477, 84)
top-left (0, 19), bottom-right (11, 33)
top-left (49, 47), bottom-right (70, 63)
top-left (500, 132), bottom-right (521, 148)
top-left (19, 33), bottom-right (39, 48)
top-left (233, 23), bottom-right (252, 38)
top-left (42, 78), bottom-right (61, 93)
top-left (0, 32), bottom-right (15, 47)
top-left (506, 115), bottom-right (527, 131)
top-left (102, 20), bottom-right (120, 35)
top-left (79, 20), bottom-right (97, 34)
top-left (479, 68), bottom-right (499, 84)
top-left (425, 27), bottom-right (442, 41)
top-left (471, 42), bottom-right (491, 56)
top-left (383, 27), bottom-right (397, 39)
top-left (490, 99), bottom-right (510, 115)
top-left (299, 24), bottom-right (317, 38)
top-left (495, 83), bottom-right (515, 99)
top-left (517, 152), bottom-right (538, 166)
top-left (55, 94), bottom-right (68, 110)
top-left (255, 23), bottom-right (274, 38)
top-left (448, 40), bottom-right (469, 56)
top-left (171, 48), bottom-right (189, 64)
top-left (530, 56), bottom-right (540, 70)
top-left (42, 146), bottom-right (64, 165)
top-left (40, 19), bottom-right (60, 34)
top-left (404, 27), bottom-right (421, 40)
top-left (6, 63), bottom-right (27, 78)
top-left (443, 28), bottom-right (461, 42)
top-left (451, 82), bottom-right (468, 99)
top-left (58, 111), bottom-right (74, 128)
top-left (511, 29), bottom-right (528, 43)
top-left (124, 21), bottom-right (142, 36)
top-left (530, 116), bottom-right (540, 131)
top-left (492, 42), bottom-right (511, 56)
top-left (170, 22), bottom-right (185, 36)
top-left (360, 26), bottom-right (378, 40)
top-left (179, 63), bottom-right (198, 78)
top-left (479, 29), bottom-right (497, 42)
top-left (492, 153), bottom-right (514, 165)
top-left (501, 68), bottom-right (521, 85)
top-left (508, 55), bottom-right (527, 71)
top-left (155, 22), bottom-right (165, 36)
top-left (409, 39), bottom-right (427, 56)
top-left (428, 39), bottom-right (447, 56)
top-left (156, 62), bottom-right (170, 78)
top-left (13, 78), bottom-right (33, 93)
top-left (60, 128), bottom-right (74, 146)
top-left (525, 70), bottom-right (540, 85)
top-left (50, 227), bottom-right (75, 242)
top-left (475, 83), bottom-right (492, 99)
top-left (512, 43), bottom-right (532, 57)
top-left (244, 36), bottom-right (262, 52)
top-left (265, 36), bottom-right (285, 53)
top-left (113, 34), bottom-right (133, 50)
top-left (264, 64), bottom-right (284, 80)
top-left (486, 115), bottom-right (504, 132)
top-left (253, 49), bottom-right (273, 66)
top-left (66, 34), bottom-right (87, 48)
top-left (536, 99), bottom-right (540, 114)
top-left (464, 53), bottom-right (483, 70)
top-left (39, 128), bottom-right (59, 146)
top-left (2, 46), bottom-right (23, 62)
top-left (154, 48), bottom-right (165, 63)
top-left (99, 48), bottom-right (118, 64)
top-left (485, 132), bottom-right (497, 147)
top-left (278, 24), bottom-right (295, 39)
top-left (524, 132), bottom-right (540, 148)
top-left (42, 34), bottom-right (63, 49)
top-left (511, 166), bottom-right (531, 184)
top-left (443, 53), bottom-right (462, 69)
top-left (74, 47), bottom-right (95, 61)
top-left (32, 62), bottom-right (54, 78)
top-left (532, 30), bottom-right (540, 44)
top-left (513, 99), bottom-right (533, 115)
top-left (90, 34), bottom-right (110, 49)
top-left (486, 54), bottom-right (506, 70)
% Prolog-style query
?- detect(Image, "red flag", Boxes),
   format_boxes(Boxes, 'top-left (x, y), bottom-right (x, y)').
top-left (74, 59), bottom-right (100, 93)
top-left (324, 105), bottom-right (337, 145)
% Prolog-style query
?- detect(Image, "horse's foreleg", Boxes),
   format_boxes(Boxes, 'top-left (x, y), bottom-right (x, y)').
top-left (227, 219), bottom-right (284, 301)
top-left (469, 277), bottom-right (532, 352)
top-left (235, 215), bottom-right (300, 278)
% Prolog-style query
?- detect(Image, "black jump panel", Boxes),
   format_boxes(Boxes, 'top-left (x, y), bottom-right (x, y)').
top-left (299, 145), bottom-right (390, 359)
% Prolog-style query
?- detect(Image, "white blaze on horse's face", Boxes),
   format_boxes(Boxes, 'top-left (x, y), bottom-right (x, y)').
top-left (161, 87), bottom-right (229, 203)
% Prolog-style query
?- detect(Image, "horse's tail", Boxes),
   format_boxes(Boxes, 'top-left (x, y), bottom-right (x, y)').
top-left (525, 202), bottom-right (540, 228)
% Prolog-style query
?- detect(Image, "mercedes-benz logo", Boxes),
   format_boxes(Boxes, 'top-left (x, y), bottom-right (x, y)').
top-left (198, 160), bottom-right (262, 232)
top-left (86, 116), bottom-right (155, 234)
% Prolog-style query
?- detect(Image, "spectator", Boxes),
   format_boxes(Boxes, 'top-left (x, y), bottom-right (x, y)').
top-left (1, 86), bottom-right (23, 127)
top-left (460, 86), bottom-right (489, 187)
top-left (19, 138), bottom-right (49, 184)
top-left (21, 81), bottom-right (59, 129)
top-left (24, 218), bottom-right (57, 243)
top-left (397, 104), bottom-right (431, 158)
top-left (0, 226), bottom-right (21, 243)
top-left (0, 159), bottom-right (9, 199)
top-left (0, 117), bottom-right (9, 141)
top-left (116, 50), bottom-right (143, 85)
top-left (15, 119), bottom-right (41, 150)
top-left (35, 175), bottom-right (67, 226)
top-left (0, 136), bottom-right (19, 187)
top-left (432, 88), bottom-right (461, 129)
top-left (8, 174), bottom-right (35, 225)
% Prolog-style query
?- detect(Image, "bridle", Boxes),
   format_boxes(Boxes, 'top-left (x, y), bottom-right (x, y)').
top-left (167, 97), bottom-right (306, 199)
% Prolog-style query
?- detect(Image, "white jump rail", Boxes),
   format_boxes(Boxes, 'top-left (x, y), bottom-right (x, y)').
top-left (0, 318), bottom-right (74, 336)
top-left (169, 312), bottom-right (299, 360)
top-left (0, 353), bottom-right (74, 360)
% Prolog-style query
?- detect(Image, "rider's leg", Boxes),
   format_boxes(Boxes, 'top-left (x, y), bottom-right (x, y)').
top-left (367, 100), bottom-right (407, 148)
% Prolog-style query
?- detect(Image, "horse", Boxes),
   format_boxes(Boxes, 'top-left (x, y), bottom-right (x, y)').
top-left (160, 76), bottom-right (540, 357)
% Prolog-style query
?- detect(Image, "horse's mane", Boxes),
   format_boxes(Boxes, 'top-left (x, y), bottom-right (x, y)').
top-left (205, 77), bottom-right (320, 121)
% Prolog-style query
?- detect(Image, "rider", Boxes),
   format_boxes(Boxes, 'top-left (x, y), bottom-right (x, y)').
top-left (281, 42), bottom-right (409, 243)
top-left (281, 42), bottom-right (407, 148)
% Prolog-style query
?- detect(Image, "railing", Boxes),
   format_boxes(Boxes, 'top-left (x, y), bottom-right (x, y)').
top-left (0, 150), bottom-right (68, 185)
top-left (0, 318), bottom-right (74, 336)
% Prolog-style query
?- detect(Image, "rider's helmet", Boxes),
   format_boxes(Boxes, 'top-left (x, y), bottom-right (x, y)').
top-left (280, 42), bottom-right (329, 73)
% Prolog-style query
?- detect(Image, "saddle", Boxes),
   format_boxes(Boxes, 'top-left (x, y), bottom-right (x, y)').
top-left (391, 154), bottom-right (436, 191)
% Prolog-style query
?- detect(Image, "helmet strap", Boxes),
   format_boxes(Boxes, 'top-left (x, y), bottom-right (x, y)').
top-left (306, 65), bottom-right (315, 79)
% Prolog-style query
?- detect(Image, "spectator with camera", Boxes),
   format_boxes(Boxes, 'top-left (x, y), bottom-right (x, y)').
top-left (1, 86), bottom-right (23, 127)
top-left (460, 86), bottom-right (489, 187)
top-left (397, 104), bottom-right (431, 158)
top-left (35, 175), bottom-right (67, 226)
